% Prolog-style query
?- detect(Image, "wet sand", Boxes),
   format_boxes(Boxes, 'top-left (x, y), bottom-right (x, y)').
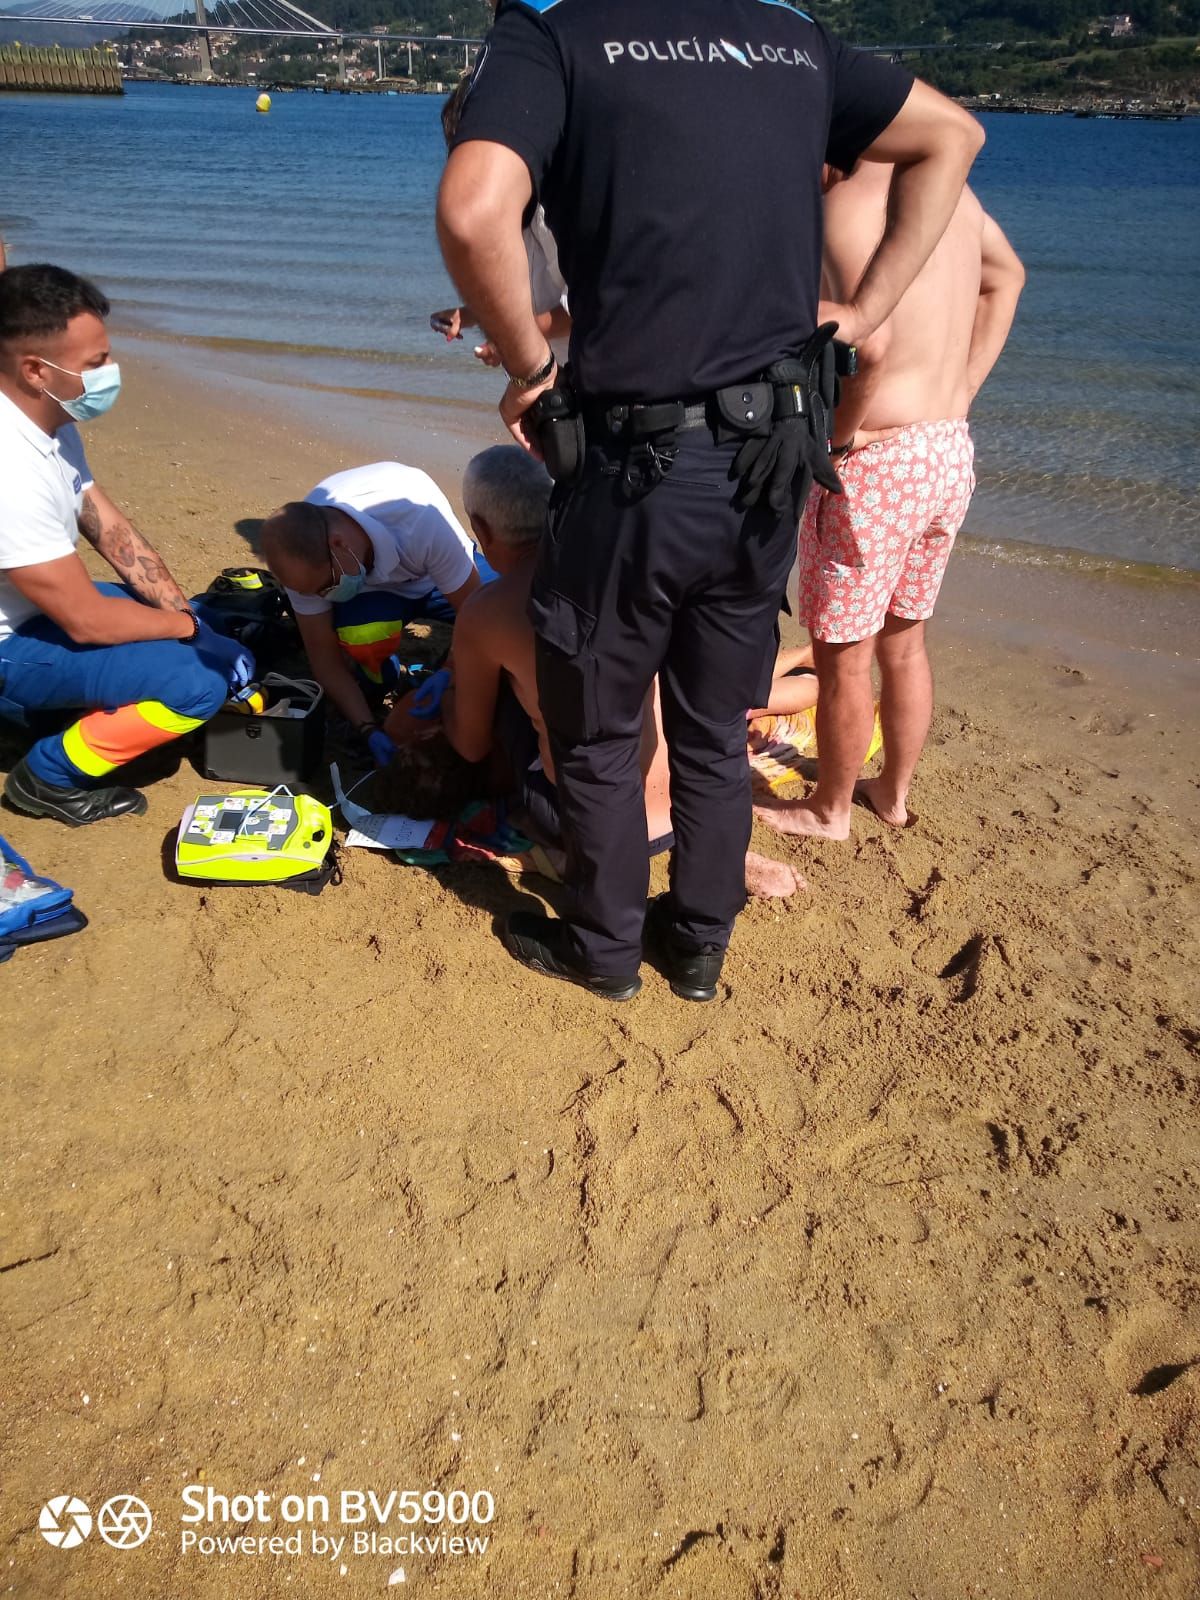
top-left (2, 348), bottom-right (1198, 1600)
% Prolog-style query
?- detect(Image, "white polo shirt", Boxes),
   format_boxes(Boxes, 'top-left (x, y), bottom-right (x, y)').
top-left (288, 461), bottom-right (477, 617)
top-left (0, 388), bottom-right (93, 642)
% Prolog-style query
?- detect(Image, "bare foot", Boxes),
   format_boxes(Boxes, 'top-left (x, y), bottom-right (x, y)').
top-left (744, 849), bottom-right (807, 898)
top-left (752, 799), bottom-right (851, 841)
top-left (853, 777), bottom-right (915, 829)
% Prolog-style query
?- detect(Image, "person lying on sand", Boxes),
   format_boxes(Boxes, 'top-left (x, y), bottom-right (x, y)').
top-left (381, 446), bottom-right (807, 901)
top-left (756, 163), bottom-right (1024, 841)
top-left (259, 462), bottom-right (494, 774)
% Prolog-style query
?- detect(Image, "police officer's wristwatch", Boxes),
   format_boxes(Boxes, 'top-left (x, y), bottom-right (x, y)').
top-left (505, 349), bottom-right (556, 390)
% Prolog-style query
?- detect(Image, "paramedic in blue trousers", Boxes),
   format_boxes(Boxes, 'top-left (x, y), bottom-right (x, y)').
top-left (0, 265), bottom-right (253, 826)
top-left (437, 0), bottom-right (984, 1002)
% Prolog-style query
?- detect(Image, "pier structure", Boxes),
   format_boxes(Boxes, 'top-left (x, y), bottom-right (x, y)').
top-left (0, 41), bottom-right (122, 92)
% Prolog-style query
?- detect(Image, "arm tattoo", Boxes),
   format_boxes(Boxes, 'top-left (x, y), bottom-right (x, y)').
top-left (78, 493), bottom-right (104, 547)
top-left (81, 494), bottom-right (190, 612)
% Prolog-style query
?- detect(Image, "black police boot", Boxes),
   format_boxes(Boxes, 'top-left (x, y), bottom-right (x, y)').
top-left (644, 894), bottom-right (724, 1002)
top-left (502, 911), bottom-right (642, 1002)
top-left (4, 757), bottom-right (148, 826)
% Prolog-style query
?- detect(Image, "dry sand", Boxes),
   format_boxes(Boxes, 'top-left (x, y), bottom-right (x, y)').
top-left (2, 348), bottom-right (1198, 1600)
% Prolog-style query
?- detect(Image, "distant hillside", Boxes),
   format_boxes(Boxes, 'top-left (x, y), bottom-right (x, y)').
top-left (3, 0), bottom-right (1195, 99)
top-left (822, 0), bottom-right (1199, 42)
top-left (313, 0), bottom-right (489, 34)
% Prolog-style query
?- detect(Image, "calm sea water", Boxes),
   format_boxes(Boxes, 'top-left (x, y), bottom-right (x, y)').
top-left (1, 81), bottom-right (1198, 569)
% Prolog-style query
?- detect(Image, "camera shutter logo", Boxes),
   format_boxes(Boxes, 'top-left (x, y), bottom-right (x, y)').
top-left (38, 1496), bottom-right (93, 1549)
top-left (97, 1495), bottom-right (153, 1550)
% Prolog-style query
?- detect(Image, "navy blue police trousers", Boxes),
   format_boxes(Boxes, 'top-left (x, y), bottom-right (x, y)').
top-left (530, 427), bottom-right (798, 978)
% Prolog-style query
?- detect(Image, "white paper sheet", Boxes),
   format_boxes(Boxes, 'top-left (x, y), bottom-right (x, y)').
top-left (344, 820), bottom-right (435, 851)
top-left (330, 763), bottom-right (434, 852)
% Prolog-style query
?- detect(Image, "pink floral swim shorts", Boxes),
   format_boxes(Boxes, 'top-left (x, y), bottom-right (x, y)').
top-left (799, 420), bottom-right (975, 644)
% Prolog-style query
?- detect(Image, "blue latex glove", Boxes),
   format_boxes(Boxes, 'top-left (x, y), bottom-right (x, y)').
top-left (194, 620), bottom-right (255, 692)
top-left (367, 728), bottom-right (397, 768)
top-left (188, 598), bottom-right (227, 634)
top-left (409, 667), bottom-right (451, 720)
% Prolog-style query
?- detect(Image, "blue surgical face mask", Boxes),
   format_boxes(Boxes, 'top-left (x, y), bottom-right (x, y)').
top-left (39, 358), bottom-right (122, 423)
top-left (320, 546), bottom-right (366, 604)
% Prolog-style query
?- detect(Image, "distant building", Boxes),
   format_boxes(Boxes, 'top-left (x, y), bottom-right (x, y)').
top-left (1096, 12), bottom-right (1134, 34)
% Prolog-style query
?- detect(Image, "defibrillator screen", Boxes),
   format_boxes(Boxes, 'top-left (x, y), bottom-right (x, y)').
top-left (183, 795), bottom-right (296, 851)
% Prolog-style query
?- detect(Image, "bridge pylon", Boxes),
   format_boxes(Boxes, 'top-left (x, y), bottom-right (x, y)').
top-left (193, 0), bottom-right (213, 77)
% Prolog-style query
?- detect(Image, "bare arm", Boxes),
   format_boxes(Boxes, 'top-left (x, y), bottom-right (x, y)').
top-left (294, 610), bottom-right (376, 733)
top-left (5, 553), bottom-right (195, 646)
top-left (474, 307), bottom-right (572, 368)
top-left (967, 211), bottom-right (1025, 403)
top-left (437, 141), bottom-right (556, 452)
top-left (78, 485), bottom-right (190, 612)
top-left (440, 567), bottom-right (483, 612)
top-left (829, 319), bottom-right (894, 446)
top-left (439, 606), bottom-right (502, 765)
top-left (820, 81), bottom-right (984, 347)
top-left (748, 645), bottom-right (818, 718)
top-left (819, 176), bottom-right (893, 443)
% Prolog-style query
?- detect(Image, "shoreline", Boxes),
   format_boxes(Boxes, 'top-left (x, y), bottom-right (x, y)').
top-left (106, 333), bottom-right (1200, 729)
top-left (114, 324), bottom-right (1200, 589)
top-left (3, 346), bottom-right (1199, 1600)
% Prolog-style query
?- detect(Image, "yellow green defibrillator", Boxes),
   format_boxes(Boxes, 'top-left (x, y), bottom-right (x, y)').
top-left (175, 788), bottom-right (336, 891)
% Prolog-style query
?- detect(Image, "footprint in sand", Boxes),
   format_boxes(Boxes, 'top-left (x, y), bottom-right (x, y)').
top-left (1104, 1298), bottom-right (1199, 1396)
top-left (656, 1540), bottom-right (760, 1600)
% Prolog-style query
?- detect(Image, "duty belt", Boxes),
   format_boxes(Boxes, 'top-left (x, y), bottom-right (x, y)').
top-left (581, 381), bottom-right (799, 497)
top-left (532, 333), bottom-right (855, 497)
top-left (582, 389), bottom-right (770, 444)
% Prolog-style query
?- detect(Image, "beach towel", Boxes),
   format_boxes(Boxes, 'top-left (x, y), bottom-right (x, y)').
top-left (393, 799), bottom-right (563, 881)
top-left (332, 763), bottom-right (563, 881)
top-left (746, 706), bottom-right (883, 799)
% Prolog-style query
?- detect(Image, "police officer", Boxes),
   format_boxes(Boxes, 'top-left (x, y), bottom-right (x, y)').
top-left (438, 0), bottom-right (983, 1003)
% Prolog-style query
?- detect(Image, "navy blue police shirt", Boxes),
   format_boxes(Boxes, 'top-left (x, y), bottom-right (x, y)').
top-left (451, 0), bottom-right (913, 402)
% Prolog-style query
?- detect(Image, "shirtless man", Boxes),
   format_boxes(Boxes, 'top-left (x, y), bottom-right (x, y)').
top-left (757, 163), bottom-right (1024, 839)
top-left (387, 446), bottom-right (803, 897)
top-left (403, 445), bottom-right (674, 853)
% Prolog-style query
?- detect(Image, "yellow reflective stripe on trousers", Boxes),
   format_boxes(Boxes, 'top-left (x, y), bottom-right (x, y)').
top-left (336, 619), bottom-right (405, 646)
top-left (136, 700), bottom-right (206, 736)
top-left (61, 716), bottom-right (116, 778)
top-left (61, 700), bottom-right (206, 779)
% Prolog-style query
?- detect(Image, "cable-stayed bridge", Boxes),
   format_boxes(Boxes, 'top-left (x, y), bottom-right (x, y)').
top-left (0, 0), bottom-right (486, 81)
top-left (0, 0), bottom-right (993, 82)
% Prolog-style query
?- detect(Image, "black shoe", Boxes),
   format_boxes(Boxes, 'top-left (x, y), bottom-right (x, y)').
top-left (644, 894), bottom-right (724, 1002)
top-left (3, 758), bottom-right (148, 826)
top-left (502, 911), bottom-right (642, 1001)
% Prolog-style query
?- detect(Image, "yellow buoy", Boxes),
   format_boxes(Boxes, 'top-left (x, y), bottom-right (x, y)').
top-left (255, 92), bottom-right (271, 113)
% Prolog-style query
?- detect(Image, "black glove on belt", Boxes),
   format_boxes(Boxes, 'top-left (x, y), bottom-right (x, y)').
top-left (729, 323), bottom-right (845, 517)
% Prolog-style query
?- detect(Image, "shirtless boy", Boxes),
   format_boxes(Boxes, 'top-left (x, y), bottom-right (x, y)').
top-left (758, 163), bottom-right (1024, 839)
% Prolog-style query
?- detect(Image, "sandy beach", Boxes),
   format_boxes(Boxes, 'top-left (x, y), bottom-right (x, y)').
top-left (2, 345), bottom-right (1198, 1600)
